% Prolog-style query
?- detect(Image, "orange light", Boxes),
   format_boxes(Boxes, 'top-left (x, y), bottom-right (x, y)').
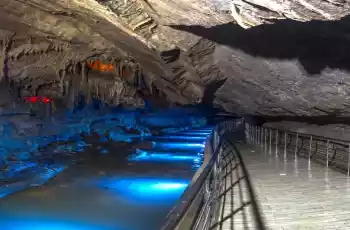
top-left (87, 60), bottom-right (115, 72)
top-left (108, 64), bottom-right (114, 72)
top-left (86, 60), bottom-right (133, 78)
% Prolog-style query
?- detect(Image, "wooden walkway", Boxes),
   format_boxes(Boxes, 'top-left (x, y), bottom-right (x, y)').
top-left (218, 143), bottom-right (350, 230)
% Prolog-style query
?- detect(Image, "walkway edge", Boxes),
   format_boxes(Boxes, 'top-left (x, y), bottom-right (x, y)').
top-left (230, 141), bottom-right (267, 230)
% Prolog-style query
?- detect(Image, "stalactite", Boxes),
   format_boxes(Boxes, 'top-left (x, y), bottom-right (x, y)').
top-left (0, 33), bottom-right (15, 82)
top-left (148, 76), bottom-right (152, 94)
top-left (61, 68), bottom-right (67, 81)
top-left (0, 40), bottom-right (5, 81)
top-left (63, 79), bottom-right (69, 99)
top-left (8, 42), bottom-right (57, 60)
top-left (137, 68), bottom-right (142, 90)
top-left (65, 71), bottom-right (79, 109)
top-left (81, 62), bottom-right (87, 84)
top-left (72, 62), bottom-right (76, 75)
top-left (67, 64), bottom-right (73, 74)
top-left (119, 60), bottom-right (124, 78)
top-left (113, 59), bottom-right (118, 78)
top-left (58, 70), bottom-right (65, 96)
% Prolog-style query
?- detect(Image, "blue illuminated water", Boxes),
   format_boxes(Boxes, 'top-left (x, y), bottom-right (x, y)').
top-left (180, 131), bottom-right (211, 136)
top-left (152, 141), bottom-right (205, 151)
top-left (96, 177), bottom-right (189, 204)
top-left (129, 150), bottom-right (201, 162)
top-left (0, 126), bottom-right (212, 230)
top-left (153, 135), bottom-right (207, 141)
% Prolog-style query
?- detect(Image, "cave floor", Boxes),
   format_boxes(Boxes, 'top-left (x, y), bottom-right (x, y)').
top-left (0, 128), bottom-right (210, 230)
top-left (227, 144), bottom-right (350, 230)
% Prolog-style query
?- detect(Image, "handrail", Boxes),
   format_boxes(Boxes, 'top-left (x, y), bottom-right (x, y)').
top-left (161, 120), bottom-right (350, 230)
top-left (263, 126), bottom-right (348, 146)
top-left (161, 119), bottom-right (260, 230)
top-left (160, 135), bottom-right (221, 230)
top-left (246, 123), bottom-right (350, 175)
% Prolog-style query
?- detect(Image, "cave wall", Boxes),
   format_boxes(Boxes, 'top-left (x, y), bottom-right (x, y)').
top-left (1, 0), bottom-right (350, 119)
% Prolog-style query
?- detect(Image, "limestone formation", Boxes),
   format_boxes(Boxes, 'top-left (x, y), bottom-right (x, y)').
top-left (0, 0), bottom-right (350, 118)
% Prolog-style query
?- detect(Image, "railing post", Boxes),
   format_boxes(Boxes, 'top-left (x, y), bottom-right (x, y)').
top-left (326, 140), bottom-right (329, 168)
top-left (257, 127), bottom-right (260, 145)
top-left (269, 128), bottom-right (272, 155)
top-left (308, 136), bottom-right (313, 159)
top-left (250, 124), bottom-right (252, 143)
top-left (348, 144), bottom-right (350, 176)
top-left (254, 125), bottom-right (257, 144)
top-left (213, 129), bottom-right (218, 149)
top-left (275, 130), bottom-right (278, 155)
top-left (294, 133), bottom-right (298, 158)
top-left (252, 125), bottom-right (255, 144)
top-left (261, 128), bottom-right (264, 149)
top-left (258, 127), bottom-right (261, 145)
top-left (247, 123), bottom-right (250, 143)
top-left (264, 128), bottom-right (267, 152)
top-left (284, 132), bottom-right (287, 159)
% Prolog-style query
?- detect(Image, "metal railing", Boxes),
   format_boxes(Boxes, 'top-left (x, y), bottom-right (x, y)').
top-left (161, 119), bottom-right (266, 230)
top-left (245, 123), bottom-right (350, 175)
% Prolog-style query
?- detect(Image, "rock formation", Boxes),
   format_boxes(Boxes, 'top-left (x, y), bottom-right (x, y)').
top-left (1, 0), bottom-right (350, 118)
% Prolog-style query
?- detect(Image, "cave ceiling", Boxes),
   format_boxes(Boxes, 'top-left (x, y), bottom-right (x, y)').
top-left (1, 0), bottom-right (350, 117)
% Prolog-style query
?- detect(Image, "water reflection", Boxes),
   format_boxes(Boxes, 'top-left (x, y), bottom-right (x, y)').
top-left (152, 142), bottom-right (205, 150)
top-left (129, 149), bottom-right (202, 162)
top-left (154, 135), bottom-right (207, 141)
top-left (96, 177), bottom-right (189, 204)
top-left (0, 216), bottom-right (120, 230)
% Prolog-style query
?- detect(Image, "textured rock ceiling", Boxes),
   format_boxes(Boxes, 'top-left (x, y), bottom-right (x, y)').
top-left (1, 0), bottom-right (350, 117)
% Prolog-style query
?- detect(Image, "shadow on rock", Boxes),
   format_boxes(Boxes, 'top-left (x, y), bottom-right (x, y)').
top-left (169, 15), bottom-right (350, 75)
top-left (202, 78), bottom-right (227, 106)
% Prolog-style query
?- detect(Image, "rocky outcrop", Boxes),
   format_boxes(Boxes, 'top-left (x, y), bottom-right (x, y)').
top-left (1, 0), bottom-right (350, 118)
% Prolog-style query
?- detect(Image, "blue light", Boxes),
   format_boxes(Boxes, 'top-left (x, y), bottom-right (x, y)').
top-left (100, 149), bottom-right (109, 154)
top-left (154, 135), bottom-right (207, 141)
top-left (128, 150), bottom-right (201, 162)
top-left (188, 130), bottom-right (211, 133)
top-left (153, 142), bottom-right (205, 150)
top-left (97, 177), bottom-right (189, 204)
top-left (151, 182), bottom-right (187, 190)
top-left (181, 132), bottom-right (211, 136)
top-left (192, 129), bottom-right (213, 132)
